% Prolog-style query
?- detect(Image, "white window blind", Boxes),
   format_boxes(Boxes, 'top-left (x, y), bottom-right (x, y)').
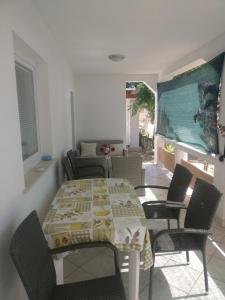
top-left (15, 62), bottom-right (39, 161)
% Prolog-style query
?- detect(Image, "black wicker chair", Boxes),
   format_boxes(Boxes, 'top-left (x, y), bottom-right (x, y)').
top-left (62, 156), bottom-right (75, 180)
top-left (135, 163), bottom-right (193, 229)
top-left (9, 211), bottom-right (126, 300)
top-left (67, 150), bottom-right (108, 179)
top-left (148, 178), bottom-right (222, 299)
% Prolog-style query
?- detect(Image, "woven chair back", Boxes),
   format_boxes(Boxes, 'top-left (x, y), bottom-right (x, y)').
top-left (10, 211), bottom-right (56, 300)
top-left (62, 156), bottom-right (75, 180)
top-left (185, 178), bottom-right (222, 230)
top-left (167, 163), bottom-right (192, 202)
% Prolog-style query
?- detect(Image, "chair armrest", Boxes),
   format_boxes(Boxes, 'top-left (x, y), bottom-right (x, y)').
top-left (143, 200), bottom-right (186, 207)
top-left (135, 185), bottom-right (169, 190)
top-left (50, 241), bottom-right (115, 254)
top-left (49, 241), bottom-right (120, 274)
top-left (142, 201), bottom-right (186, 214)
top-left (165, 201), bottom-right (187, 209)
top-left (171, 228), bottom-right (211, 235)
top-left (142, 200), bottom-right (167, 206)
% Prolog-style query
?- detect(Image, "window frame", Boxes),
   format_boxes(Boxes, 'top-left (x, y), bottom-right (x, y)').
top-left (15, 56), bottom-right (41, 173)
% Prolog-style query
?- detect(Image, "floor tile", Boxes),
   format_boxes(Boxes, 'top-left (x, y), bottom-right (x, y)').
top-left (166, 250), bottom-right (212, 273)
top-left (82, 251), bottom-right (115, 278)
top-left (219, 237), bottom-right (225, 249)
top-left (207, 256), bottom-right (225, 283)
top-left (103, 246), bottom-right (117, 258)
top-left (64, 257), bottom-right (78, 278)
top-left (121, 269), bottom-right (150, 298)
top-left (205, 238), bottom-right (218, 257)
top-left (213, 238), bottom-right (225, 259)
top-left (211, 226), bottom-right (225, 243)
top-left (140, 189), bottom-right (168, 202)
top-left (65, 248), bottom-right (101, 267)
top-left (140, 276), bottom-right (187, 300)
top-left (154, 261), bottom-right (201, 293)
top-left (64, 267), bottom-right (94, 284)
top-left (154, 253), bottom-right (171, 267)
top-left (188, 274), bottom-right (225, 299)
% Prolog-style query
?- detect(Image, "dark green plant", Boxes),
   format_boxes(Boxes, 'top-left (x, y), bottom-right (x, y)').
top-left (129, 82), bottom-right (155, 121)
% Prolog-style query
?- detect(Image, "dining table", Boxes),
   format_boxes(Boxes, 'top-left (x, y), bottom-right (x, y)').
top-left (42, 178), bottom-right (153, 300)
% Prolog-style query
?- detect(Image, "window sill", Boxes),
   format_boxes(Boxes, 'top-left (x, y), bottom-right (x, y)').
top-left (157, 135), bottom-right (217, 164)
top-left (181, 159), bottom-right (214, 187)
top-left (24, 159), bottom-right (57, 193)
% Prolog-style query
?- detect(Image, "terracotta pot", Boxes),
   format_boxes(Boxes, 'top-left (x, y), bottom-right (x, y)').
top-left (159, 147), bottom-right (175, 172)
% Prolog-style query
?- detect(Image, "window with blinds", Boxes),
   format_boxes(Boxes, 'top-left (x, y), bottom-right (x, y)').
top-left (15, 62), bottom-right (39, 161)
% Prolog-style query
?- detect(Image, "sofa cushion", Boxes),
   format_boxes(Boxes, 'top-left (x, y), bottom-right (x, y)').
top-left (80, 142), bottom-right (97, 157)
top-left (110, 144), bottom-right (124, 156)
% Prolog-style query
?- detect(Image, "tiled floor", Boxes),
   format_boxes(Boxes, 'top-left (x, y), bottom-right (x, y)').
top-left (63, 163), bottom-right (225, 299)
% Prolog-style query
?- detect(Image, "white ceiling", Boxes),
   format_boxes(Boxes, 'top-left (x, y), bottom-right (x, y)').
top-left (34, 0), bottom-right (225, 74)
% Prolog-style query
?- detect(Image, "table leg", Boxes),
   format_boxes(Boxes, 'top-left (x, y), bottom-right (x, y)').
top-left (53, 257), bottom-right (64, 284)
top-left (129, 250), bottom-right (140, 300)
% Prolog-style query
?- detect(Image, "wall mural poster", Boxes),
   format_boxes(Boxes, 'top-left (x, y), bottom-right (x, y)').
top-left (157, 53), bottom-right (224, 154)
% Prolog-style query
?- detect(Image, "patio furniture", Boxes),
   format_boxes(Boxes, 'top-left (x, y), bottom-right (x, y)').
top-left (135, 163), bottom-right (192, 228)
top-left (76, 139), bottom-right (128, 157)
top-left (67, 150), bottom-right (108, 178)
top-left (67, 139), bottom-right (129, 179)
top-left (110, 156), bottom-right (145, 195)
top-left (148, 178), bottom-right (222, 299)
top-left (62, 156), bottom-right (75, 180)
top-left (42, 178), bottom-right (152, 300)
top-left (10, 211), bottom-right (126, 300)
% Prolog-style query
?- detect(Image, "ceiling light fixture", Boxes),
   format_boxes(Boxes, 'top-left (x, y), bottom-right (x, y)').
top-left (108, 54), bottom-right (125, 62)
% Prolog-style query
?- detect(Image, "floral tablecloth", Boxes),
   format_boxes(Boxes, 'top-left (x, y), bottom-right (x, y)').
top-left (43, 178), bottom-right (152, 269)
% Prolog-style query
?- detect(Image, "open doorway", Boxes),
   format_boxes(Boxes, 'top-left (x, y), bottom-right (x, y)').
top-left (126, 81), bottom-right (155, 162)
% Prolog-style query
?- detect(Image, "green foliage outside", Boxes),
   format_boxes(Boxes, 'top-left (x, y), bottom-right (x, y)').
top-left (164, 143), bottom-right (175, 154)
top-left (129, 82), bottom-right (155, 121)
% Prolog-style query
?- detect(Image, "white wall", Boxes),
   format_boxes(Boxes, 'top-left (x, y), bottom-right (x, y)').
top-left (159, 31), bottom-right (225, 226)
top-left (74, 74), bottom-right (158, 143)
top-left (0, 1), bottom-right (75, 299)
top-left (127, 99), bottom-right (140, 148)
top-left (130, 113), bottom-right (139, 147)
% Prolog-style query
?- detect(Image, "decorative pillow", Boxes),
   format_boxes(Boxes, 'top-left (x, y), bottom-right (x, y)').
top-left (110, 144), bottom-right (124, 156)
top-left (80, 143), bottom-right (97, 157)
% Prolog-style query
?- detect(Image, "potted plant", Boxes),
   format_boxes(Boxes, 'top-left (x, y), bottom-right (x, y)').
top-left (159, 143), bottom-right (175, 171)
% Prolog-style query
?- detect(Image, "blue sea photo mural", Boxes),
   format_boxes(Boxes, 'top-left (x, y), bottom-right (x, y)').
top-left (157, 53), bottom-right (224, 154)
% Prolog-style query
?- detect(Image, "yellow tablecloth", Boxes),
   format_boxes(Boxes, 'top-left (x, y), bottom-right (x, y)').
top-left (43, 178), bottom-right (152, 269)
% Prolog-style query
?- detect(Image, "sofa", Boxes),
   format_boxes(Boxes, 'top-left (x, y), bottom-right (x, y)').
top-left (67, 139), bottom-right (145, 194)
top-left (76, 139), bottom-right (128, 157)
